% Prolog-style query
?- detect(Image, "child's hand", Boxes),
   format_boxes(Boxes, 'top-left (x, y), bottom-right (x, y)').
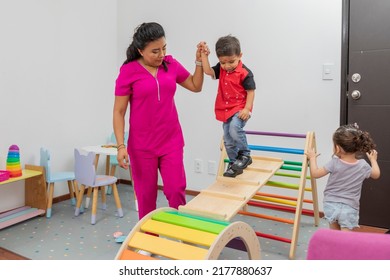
top-left (238, 108), bottom-right (251, 121)
top-left (197, 41), bottom-right (210, 55)
top-left (203, 45), bottom-right (210, 55)
top-left (367, 149), bottom-right (378, 161)
top-left (305, 148), bottom-right (319, 160)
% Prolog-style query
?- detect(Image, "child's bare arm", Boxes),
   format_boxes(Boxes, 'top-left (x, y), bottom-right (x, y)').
top-left (367, 150), bottom-right (380, 179)
top-left (199, 42), bottom-right (214, 77)
top-left (238, 89), bottom-right (254, 121)
top-left (305, 148), bottom-right (329, 178)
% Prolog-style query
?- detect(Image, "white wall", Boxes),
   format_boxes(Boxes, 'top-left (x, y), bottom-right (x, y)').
top-left (117, 0), bottom-right (342, 208)
top-left (0, 0), bottom-right (117, 211)
top-left (0, 0), bottom-right (341, 212)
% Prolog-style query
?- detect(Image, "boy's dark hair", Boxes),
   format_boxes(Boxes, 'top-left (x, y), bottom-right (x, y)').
top-left (333, 123), bottom-right (376, 156)
top-left (215, 35), bottom-right (241, 57)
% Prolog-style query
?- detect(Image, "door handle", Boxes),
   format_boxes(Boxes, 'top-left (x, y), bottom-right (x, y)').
top-left (350, 90), bottom-right (361, 100)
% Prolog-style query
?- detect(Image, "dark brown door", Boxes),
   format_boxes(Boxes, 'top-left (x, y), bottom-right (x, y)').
top-left (344, 0), bottom-right (390, 228)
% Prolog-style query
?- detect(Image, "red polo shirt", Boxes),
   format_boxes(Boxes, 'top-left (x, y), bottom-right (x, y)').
top-left (212, 61), bottom-right (256, 122)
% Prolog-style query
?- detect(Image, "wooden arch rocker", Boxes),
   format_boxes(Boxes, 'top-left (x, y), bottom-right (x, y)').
top-left (115, 155), bottom-right (283, 260)
top-left (115, 207), bottom-right (262, 260)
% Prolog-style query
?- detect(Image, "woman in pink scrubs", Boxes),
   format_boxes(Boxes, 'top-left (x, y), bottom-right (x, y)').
top-left (113, 22), bottom-right (204, 220)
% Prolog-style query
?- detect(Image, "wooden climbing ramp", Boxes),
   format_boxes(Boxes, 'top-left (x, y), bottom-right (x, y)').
top-left (116, 130), bottom-right (319, 260)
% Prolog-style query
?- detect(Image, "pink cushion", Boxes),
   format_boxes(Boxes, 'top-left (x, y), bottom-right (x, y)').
top-left (307, 228), bottom-right (390, 260)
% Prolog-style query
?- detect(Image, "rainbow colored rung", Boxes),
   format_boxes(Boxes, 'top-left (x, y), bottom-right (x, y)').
top-left (115, 208), bottom-right (261, 260)
top-left (248, 145), bottom-right (304, 155)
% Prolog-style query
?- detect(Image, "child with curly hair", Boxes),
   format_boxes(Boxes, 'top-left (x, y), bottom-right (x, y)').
top-left (306, 123), bottom-right (380, 231)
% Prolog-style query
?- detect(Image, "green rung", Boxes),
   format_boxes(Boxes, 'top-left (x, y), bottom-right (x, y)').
top-left (224, 158), bottom-right (303, 172)
top-left (266, 180), bottom-right (300, 190)
top-left (274, 172), bottom-right (311, 179)
top-left (283, 160), bottom-right (302, 166)
top-left (152, 211), bottom-right (227, 235)
top-left (266, 181), bottom-right (313, 192)
top-left (281, 165), bottom-right (302, 171)
top-left (168, 211), bottom-right (230, 226)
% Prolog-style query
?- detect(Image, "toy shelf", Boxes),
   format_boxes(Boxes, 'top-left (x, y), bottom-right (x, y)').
top-left (0, 165), bottom-right (47, 230)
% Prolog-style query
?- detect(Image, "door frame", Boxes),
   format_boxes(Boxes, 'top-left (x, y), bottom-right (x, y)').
top-left (340, 0), bottom-right (349, 125)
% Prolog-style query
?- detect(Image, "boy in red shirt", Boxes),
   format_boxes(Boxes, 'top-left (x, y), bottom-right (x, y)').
top-left (200, 35), bottom-right (256, 177)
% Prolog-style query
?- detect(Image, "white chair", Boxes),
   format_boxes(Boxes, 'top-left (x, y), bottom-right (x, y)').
top-left (73, 148), bottom-right (123, 225)
top-left (40, 147), bottom-right (78, 218)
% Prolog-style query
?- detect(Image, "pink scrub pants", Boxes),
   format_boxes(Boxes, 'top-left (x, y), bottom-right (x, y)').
top-left (129, 148), bottom-right (186, 220)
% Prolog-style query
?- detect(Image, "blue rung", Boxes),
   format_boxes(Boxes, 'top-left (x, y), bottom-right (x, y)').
top-left (245, 130), bottom-right (307, 138)
top-left (248, 145), bottom-right (304, 155)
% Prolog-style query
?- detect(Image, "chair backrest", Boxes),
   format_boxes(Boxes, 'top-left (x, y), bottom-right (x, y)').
top-left (307, 228), bottom-right (390, 260)
top-left (40, 147), bottom-right (51, 181)
top-left (74, 148), bottom-right (96, 186)
top-left (109, 131), bottom-right (129, 165)
top-left (110, 131), bottom-right (129, 144)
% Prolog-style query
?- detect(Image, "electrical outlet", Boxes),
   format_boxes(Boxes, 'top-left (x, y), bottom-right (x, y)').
top-left (208, 160), bottom-right (217, 175)
top-left (194, 159), bottom-right (203, 173)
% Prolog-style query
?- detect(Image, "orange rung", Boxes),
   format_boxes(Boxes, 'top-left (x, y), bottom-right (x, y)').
top-left (120, 249), bottom-right (157, 260)
top-left (238, 210), bottom-right (294, 224)
top-left (247, 200), bottom-right (316, 216)
top-left (256, 192), bottom-right (313, 204)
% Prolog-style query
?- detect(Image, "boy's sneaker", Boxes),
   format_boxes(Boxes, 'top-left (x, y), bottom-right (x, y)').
top-left (232, 155), bottom-right (252, 170)
top-left (223, 162), bottom-right (243, 177)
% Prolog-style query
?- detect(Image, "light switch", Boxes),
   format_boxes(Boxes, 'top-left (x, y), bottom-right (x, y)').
top-left (322, 63), bottom-right (334, 80)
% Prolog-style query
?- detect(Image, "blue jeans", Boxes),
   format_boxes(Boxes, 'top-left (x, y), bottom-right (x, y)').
top-left (223, 112), bottom-right (250, 162)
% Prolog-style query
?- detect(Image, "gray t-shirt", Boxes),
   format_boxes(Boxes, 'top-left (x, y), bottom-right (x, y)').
top-left (323, 156), bottom-right (371, 210)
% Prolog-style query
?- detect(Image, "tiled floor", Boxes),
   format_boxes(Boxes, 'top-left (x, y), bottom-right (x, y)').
top-left (0, 184), bottom-right (328, 260)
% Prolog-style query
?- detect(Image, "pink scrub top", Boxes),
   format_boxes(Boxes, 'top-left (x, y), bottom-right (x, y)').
top-left (115, 55), bottom-right (190, 154)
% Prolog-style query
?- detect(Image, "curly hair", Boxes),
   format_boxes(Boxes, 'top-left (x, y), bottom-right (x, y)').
top-left (333, 123), bottom-right (376, 156)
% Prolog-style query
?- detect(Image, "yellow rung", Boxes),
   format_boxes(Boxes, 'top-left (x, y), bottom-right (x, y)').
top-left (253, 195), bottom-right (297, 206)
top-left (141, 219), bottom-right (217, 247)
top-left (128, 232), bottom-right (209, 260)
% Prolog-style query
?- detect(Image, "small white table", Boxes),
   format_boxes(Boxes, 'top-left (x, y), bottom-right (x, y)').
top-left (82, 145), bottom-right (117, 175)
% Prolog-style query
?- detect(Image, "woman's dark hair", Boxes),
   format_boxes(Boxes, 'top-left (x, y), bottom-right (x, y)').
top-left (215, 35), bottom-right (241, 57)
top-left (333, 123), bottom-right (376, 157)
top-left (123, 22), bottom-right (167, 70)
